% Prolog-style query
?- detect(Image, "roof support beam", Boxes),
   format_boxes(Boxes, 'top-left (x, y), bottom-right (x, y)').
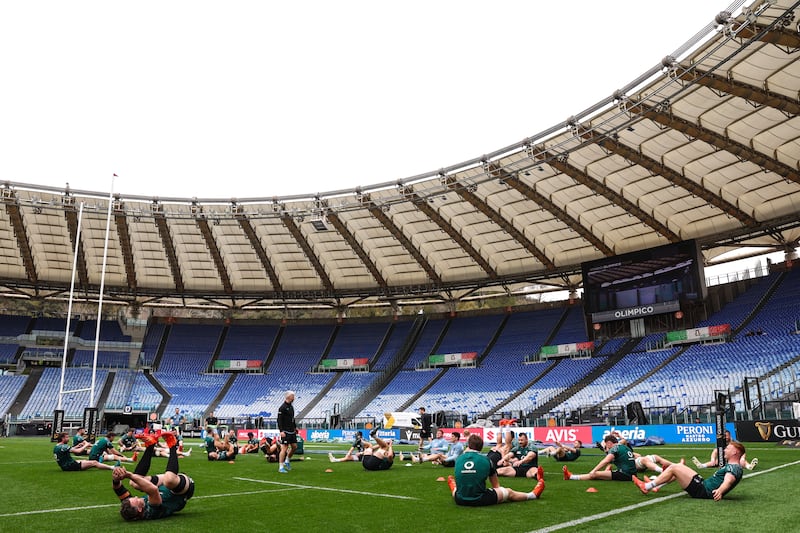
top-left (325, 212), bottom-right (388, 292)
top-left (678, 67), bottom-right (800, 116)
top-left (63, 206), bottom-right (90, 291)
top-left (629, 100), bottom-right (800, 186)
top-left (536, 150), bottom-right (681, 243)
top-left (493, 166), bottom-right (614, 257)
top-left (580, 127), bottom-right (758, 227)
top-left (446, 172), bottom-right (557, 270)
top-left (2, 191), bottom-right (37, 285)
top-left (737, 23), bottom-right (800, 52)
top-left (281, 215), bottom-right (335, 294)
top-left (196, 217), bottom-right (233, 294)
top-left (113, 202), bottom-right (137, 291)
top-left (236, 215), bottom-right (283, 296)
top-left (367, 200), bottom-right (442, 285)
top-left (405, 186), bottom-right (498, 279)
top-left (152, 208), bottom-right (185, 293)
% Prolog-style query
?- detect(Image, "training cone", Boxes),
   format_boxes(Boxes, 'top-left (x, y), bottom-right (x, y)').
top-left (586, 487), bottom-right (598, 493)
top-left (436, 476), bottom-right (446, 481)
top-left (325, 468), bottom-right (333, 473)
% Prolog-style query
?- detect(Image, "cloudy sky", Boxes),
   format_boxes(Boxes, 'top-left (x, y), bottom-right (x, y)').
top-left (0, 1), bottom-right (735, 199)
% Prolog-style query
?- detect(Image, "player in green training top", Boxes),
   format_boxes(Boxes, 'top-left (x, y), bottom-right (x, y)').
top-left (89, 432), bottom-right (135, 464)
top-left (53, 432), bottom-right (116, 472)
top-left (540, 440), bottom-right (582, 462)
top-left (634, 441), bottom-right (746, 500)
top-left (71, 427), bottom-right (92, 455)
top-left (563, 434), bottom-right (637, 481)
top-left (496, 432), bottom-right (541, 479)
top-left (113, 431), bottom-right (195, 520)
top-left (447, 433), bottom-right (544, 506)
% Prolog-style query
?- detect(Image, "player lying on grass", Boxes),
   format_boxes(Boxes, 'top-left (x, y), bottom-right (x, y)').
top-left (447, 433), bottom-right (544, 506)
top-left (539, 440), bottom-right (581, 462)
top-left (362, 430), bottom-right (395, 471)
top-left (634, 441), bottom-right (745, 500)
top-left (113, 431), bottom-right (195, 521)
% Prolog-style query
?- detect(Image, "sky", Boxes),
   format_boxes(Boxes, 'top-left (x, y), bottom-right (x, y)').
top-left (0, 1), bottom-right (737, 200)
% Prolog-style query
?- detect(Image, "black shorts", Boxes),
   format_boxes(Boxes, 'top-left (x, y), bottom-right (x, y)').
top-left (486, 450), bottom-right (502, 468)
top-left (610, 470), bottom-right (634, 481)
top-left (514, 464), bottom-right (535, 477)
top-left (280, 431), bottom-right (298, 445)
top-left (420, 429), bottom-right (432, 439)
top-left (686, 474), bottom-right (711, 499)
top-left (455, 489), bottom-right (499, 507)
top-left (363, 454), bottom-right (392, 471)
top-left (60, 461), bottom-right (81, 471)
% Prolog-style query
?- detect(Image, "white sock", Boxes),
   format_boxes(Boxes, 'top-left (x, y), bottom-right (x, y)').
top-left (527, 493), bottom-right (537, 500)
top-left (645, 481), bottom-right (656, 490)
top-left (654, 466), bottom-right (663, 473)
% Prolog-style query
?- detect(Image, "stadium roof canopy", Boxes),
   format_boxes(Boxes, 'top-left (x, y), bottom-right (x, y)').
top-left (1, 0), bottom-right (799, 312)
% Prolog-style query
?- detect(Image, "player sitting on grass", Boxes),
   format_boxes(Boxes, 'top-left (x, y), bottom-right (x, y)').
top-left (447, 433), bottom-right (544, 506)
top-left (240, 432), bottom-right (260, 454)
top-left (634, 441), bottom-right (745, 500)
top-left (53, 431), bottom-right (117, 472)
top-left (89, 432), bottom-right (135, 464)
top-left (329, 430), bottom-right (366, 462)
top-left (113, 431), bottom-right (195, 520)
top-left (496, 432), bottom-right (541, 479)
top-left (563, 434), bottom-right (637, 482)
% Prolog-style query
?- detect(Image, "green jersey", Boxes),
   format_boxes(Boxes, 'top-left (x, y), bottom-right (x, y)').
top-left (141, 485), bottom-right (189, 520)
top-left (454, 451), bottom-right (494, 502)
top-left (703, 463), bottom-right (743, 496)
top-left (72, 434), bottom-right (86, 446)
top-left (89, 437), bottom-right (113, 460)
top-left (511, 444), bottom-right (537, 466)
top-left (608, 444), bottom-right (637, 475)
top-left (119, 434), bottom-right (137, 449)
top-left (54, 443), bottom-right (77, 469)
top-left (204, 436), bottom-right (216, 453)
top-left (554, 448), bottom-right (581, 462)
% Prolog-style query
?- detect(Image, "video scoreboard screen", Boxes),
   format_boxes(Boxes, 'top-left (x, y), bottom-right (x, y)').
top-left (581, 239), bottom-right (706, 323)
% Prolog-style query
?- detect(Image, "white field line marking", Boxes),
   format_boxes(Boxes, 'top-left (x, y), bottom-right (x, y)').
top-left (0, 487), bottom-right (301, 518)
top-left (528, 459), bottom-right (800, 533)
top-left (234, 476), bottom-right (419, 500)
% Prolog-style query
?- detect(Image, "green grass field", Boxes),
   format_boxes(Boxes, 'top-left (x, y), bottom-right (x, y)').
top-left (1, 437), bottom-right (798, 532)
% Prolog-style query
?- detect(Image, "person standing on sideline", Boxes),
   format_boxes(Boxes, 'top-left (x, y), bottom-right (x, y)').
top-left (418, 407), bottom-right (432, 450)
top-left (277, 390), bottom-right (298, 473)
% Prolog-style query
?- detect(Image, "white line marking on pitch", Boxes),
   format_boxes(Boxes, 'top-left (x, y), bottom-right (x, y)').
top-left (0, 488), bottom-right (301, 518)
top-left (234, 476), bottom-right (419, 500)
top-left (527, 459), bottom-right (800, 533)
